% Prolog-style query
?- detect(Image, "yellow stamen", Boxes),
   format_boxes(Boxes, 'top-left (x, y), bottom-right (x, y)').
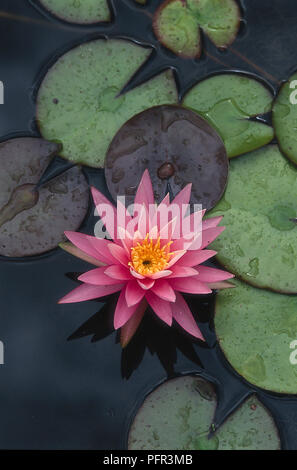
top-left (129, 234), bottom-right (173, 276)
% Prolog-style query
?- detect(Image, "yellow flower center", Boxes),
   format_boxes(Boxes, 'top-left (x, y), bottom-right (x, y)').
top-left (129, 235), bottom-right (173, 276)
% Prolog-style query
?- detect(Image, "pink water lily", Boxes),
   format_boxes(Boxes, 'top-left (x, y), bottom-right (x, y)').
top-left (59, 170), bottom-right (234, 347)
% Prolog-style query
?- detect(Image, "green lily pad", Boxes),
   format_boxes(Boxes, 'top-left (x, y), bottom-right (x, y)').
top-left (207, 145), bottom-right (297, 293)
top-left (153, 0), bottom-right (201, 58)
top-left (215, 279), bottom-right (297, 394)
top-left (187, 0), bottom-right (241, 48)
top-left (38, 0), bottom-right (110, 24)
top-left (273, 72), bottom-right (297, 166)
top-left (183, 74), bottom-right (274, 158)
top-left (153, 0), bottom-right (240, 58)
top-left (37, 39), bottom-right (178, 168)
top-left (128, 376), bottom-right (280, 450)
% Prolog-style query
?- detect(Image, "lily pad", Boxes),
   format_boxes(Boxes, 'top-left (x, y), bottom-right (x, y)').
top-left (273, 72), bottom-right (297, 166)
top-left (153, 0), bottom-right (240, 58)
top-left (207, 145), bottom-right (297, 293)
top-left (215, 279), bottom-right (297, 394)
top-left (105, 105), bottom-right (228, 209)
top-left (38, 0), bottom-right (110, 24)
top-left (153, 0), bottom-right (201, 58)
top-left (0, 137), bottom-right (89, 257)
top-left (128, 376), bottom-right (280, 450)
top-left (183, 73), bottom-right (274, 158)
top-left (37, 39), bottom-right (178, 168)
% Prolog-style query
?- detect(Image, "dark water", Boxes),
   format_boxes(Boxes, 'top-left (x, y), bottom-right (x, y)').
top-left (0, 0), bottom-right (296, 450)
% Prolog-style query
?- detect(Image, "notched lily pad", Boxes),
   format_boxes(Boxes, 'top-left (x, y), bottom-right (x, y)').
top-left (153, 0), bottom-right (240, 58)
top-left (38, 0), bottom-right (111, 24)
top-left (207, 145), bottom-right (297, 293)
top-left (0, 137), bottom-right (89, 257)
top-left (215, 279), bottom-right (297, 394)
top-left (105, 105), bottom-right (229, 209)
top-left (183, 74), bottom-right (274, 158)
top-left (128, 376), bottom-right (280, 450)
top-left (37, 39), bottom-right (178, 168)
top-left (273, 72), bottom-right (297, 166)
top-left (153, 0), bottom-right (201, 59)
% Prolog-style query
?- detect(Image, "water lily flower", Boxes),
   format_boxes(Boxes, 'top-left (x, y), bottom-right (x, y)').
top-left (59, 170), bottom-right (234, 347)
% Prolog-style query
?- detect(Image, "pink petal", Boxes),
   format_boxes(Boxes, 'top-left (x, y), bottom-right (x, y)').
top-left (59, 242), bottom-right (105, 267)
top-left (137, 278), bottom-right (155, 290)
top-left (58, 283), bottom-right (123, 304)
top-left (148, 225), bottom-right (159, 240)
top-left (178, 249), bottom-right (217, 267)
top-left (167, 250), bottom-right (187, 268)
top-left (208, 281), bottom-right (236, 290)
top-left (91, 186), bottom-right (117, 240)
top-left (78, 267), bottom-right (126, 285)
top-left (114, 287), bottom-right (140, 329)
top-left (117, 227), bottom-right (133, 254)
top-left (201, 226), bottom-right (225, 250)
top-left (150, 270), bottom-right (172, 280)
top-left (120, 299), bottom-right (147, 348)
top-left (145, 291), bottom-right (172, 326)
top-left (116, 198), bottom-right (132, 230)
top-left (171, 292), bottom-right (205, 341)
top-left (125, 280), bottom-right (145, 307)
top-left (137, 205), bottom-right (149, 238)
top-left (197, 266), bottom-right (234, 283)
top-left (151, 279), bottom-right (176, 302)
top-left (88, 236), bottom-right (120, 265)
top-left (202, 216), bottom-right (223, 230)
top-left (108, 243), bottom-right (129, 266)
top-left (104, 265), bottom-right (132, 281)
top-left (170, 184), bottom-right (192, 214)
top-left (168, 266), bottom-right (198, 278)
top-left (170, 277), bottom-right (212, 294)
top-left (179, 210), bottom-right (205, 239)
top-left (65, 231), bottom-right (102, 263)
top-left (159, 217), bottom-right (177, 244)
top-left (134, 169), bottom-right (154, 209)
top-left (130, 268), bottom-right (145, 280)
top-left (151, 194), bottom-right (170, 227)
top-left (170, 233), bottom-right (200, 252)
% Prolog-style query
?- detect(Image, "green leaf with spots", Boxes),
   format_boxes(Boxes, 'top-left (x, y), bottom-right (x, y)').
top-left (128, 376), bottom-right (280, 450)
top-left (154, 0), bottom-right (201, 58)
top-left (273, 72), bottom-right (297, 166)
top-left (38, 0), bottom-right (110, 24)
top-left (183, 74), bottom-right (274, 158)
top-left (153, 0), bottom-right (240, 58)
top-left (207, 145), bottom-right (297, 293)
top-left (215, 279), bottom-right (297, 394)
top-left (37, 39), bottom-right (178, 168)
top-left (187, 0), bottom-right (240, 47)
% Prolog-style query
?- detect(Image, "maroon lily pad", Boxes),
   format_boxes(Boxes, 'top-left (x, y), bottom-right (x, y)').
top-left (105, 105), bottom-right (228, 210)
top-left (0, 137), bottom-right (89, 257)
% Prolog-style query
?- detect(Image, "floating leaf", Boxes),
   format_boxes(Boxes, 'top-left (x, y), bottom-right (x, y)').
top-left (37, 39), bottom-right (178, 168)
top-left (128, 376), bottom-right (280, 449)
top-left (183, 74), bottom-right (274, 158)
top-left (215, 279), bottom-right (297, 394)
top-left (207, 145), bottom-right (297, 293)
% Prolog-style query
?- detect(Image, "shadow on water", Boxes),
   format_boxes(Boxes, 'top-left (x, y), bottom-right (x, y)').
top-left (65, 276), bottom-right (213, 379)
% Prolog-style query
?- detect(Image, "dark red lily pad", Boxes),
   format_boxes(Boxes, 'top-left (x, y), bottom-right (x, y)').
top-left (0, 137), bottom-right (89, 257)
top-left (105, 105), bottom-right (228, 210)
